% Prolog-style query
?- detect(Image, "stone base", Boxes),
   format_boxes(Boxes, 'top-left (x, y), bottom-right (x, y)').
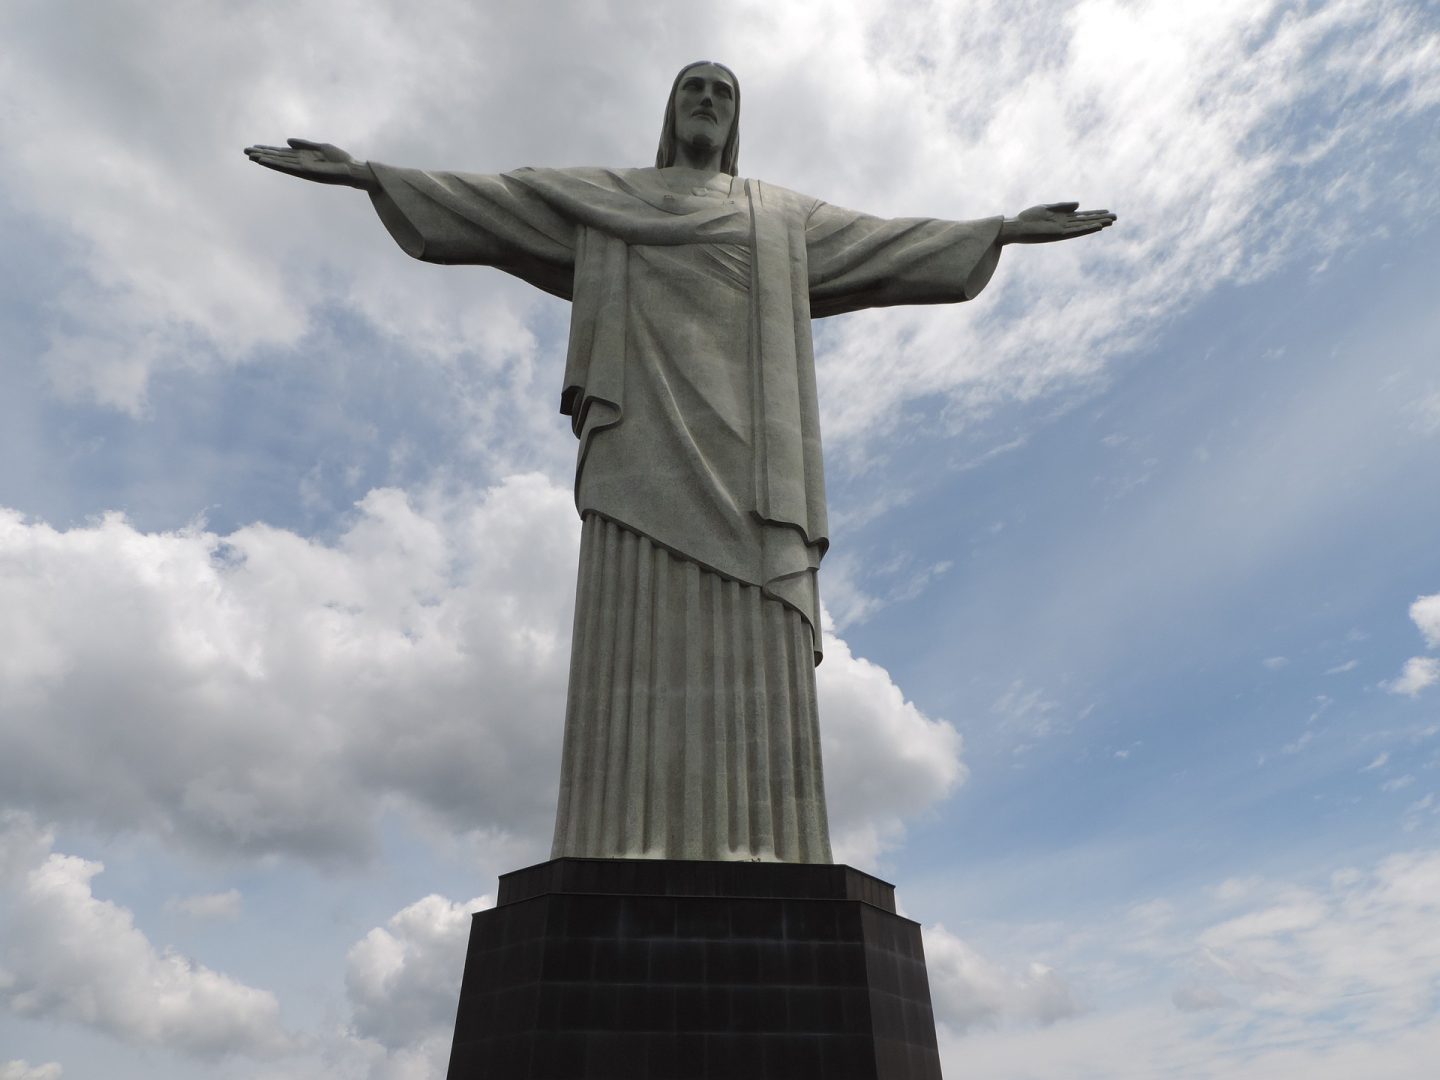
top-left (445, 858), bottom-right (943, 1079)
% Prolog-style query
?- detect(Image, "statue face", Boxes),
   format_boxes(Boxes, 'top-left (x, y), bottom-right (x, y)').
top-left (672, 64), bottom-right (736, 157)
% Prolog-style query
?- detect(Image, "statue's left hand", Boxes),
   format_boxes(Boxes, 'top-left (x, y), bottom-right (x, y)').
top-left (999, 202), bottom-right (1116, 245)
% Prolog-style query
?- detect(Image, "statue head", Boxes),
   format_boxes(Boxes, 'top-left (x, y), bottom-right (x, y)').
top-left (656, 61), bottom-right (740, 175)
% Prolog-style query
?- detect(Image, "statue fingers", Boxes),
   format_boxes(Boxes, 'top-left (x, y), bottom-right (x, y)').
top-left (246, 151), bottom-right (314, 177)
top-left (1045, 201), bottom-right (1080, 214)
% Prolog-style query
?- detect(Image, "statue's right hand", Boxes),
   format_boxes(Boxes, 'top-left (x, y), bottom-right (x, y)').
top-left (244, 138), bottom-right (373, 189)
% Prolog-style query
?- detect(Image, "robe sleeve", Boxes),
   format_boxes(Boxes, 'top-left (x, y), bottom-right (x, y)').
top-left (367, 163), bottom-right (578, 301)
top-left (804, 199), bottom-right (1004, 318)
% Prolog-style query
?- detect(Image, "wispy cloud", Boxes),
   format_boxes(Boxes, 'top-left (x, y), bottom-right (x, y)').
top-left (163, 890), bottom-right (242, 921)
top-left (939, 847), bottom-right (1440, 1078)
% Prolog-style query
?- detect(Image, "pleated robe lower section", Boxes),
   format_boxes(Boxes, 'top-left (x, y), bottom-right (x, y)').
top-left (551, 514), bottom-right (833, 863)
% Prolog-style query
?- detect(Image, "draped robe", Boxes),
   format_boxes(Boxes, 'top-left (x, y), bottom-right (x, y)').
top-left (368, 164), bottom-right (1002, 862)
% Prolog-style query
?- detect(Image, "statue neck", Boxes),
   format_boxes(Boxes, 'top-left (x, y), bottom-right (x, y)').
top-left (672, 140), bottom-right (724, 173)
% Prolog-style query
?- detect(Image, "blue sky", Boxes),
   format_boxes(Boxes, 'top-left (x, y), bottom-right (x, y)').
top-left (2, 2), bottom-right (1439, 1078)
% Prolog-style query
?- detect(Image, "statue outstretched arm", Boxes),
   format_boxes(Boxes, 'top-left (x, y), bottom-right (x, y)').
top-left (244, 138), bottom-right (378, 193)
top-left (242, 143), bottom-right (577, 296)
top-left (999, 202), bottom-right (1115, 245)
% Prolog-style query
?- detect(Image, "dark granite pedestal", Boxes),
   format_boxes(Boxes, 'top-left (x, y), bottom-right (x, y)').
top-left (445, 857), bottom-right (942, 1079)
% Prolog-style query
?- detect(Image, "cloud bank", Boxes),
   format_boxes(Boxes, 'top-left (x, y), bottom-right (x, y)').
top-left (0, 475), bottom-right (966, 867)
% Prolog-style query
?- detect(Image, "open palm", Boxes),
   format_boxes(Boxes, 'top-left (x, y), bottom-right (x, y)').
top-left (1002, 202), bottom-right (1116, 244)
top-left (243, 138), bottom-right (369, 187)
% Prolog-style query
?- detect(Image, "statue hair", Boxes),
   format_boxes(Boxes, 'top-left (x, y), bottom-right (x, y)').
top-left (655, 61), bottom-right (741, 176)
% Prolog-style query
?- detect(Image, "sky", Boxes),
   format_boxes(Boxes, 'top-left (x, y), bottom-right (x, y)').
top-left (1, 0), bottom-right (1438, 1077)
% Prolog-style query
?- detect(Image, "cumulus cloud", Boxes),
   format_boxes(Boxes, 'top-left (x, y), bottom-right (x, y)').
top-left (1385, 656), bottom-right (1440, 697)
top-left (1382, 592), bottom-right (1440, 696)
top-left (346, 893), bottom-right (490, 1051)
top-left (817, 629), bottom-right (967, 866)
top-left (0, 477), bottom-right (965, 867)
top-left (0, 813), bottom-right (293, 1059)
top-left (924, 924), bottom-right (1079, 1034)
top-left (1410, 592), bottom-right (1440, 649)
top-left (0, 477), bottom-right (577, 861)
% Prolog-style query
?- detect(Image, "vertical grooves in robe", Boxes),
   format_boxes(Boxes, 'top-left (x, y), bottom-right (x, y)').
top-left (552, 513), bottom-right (833, 863)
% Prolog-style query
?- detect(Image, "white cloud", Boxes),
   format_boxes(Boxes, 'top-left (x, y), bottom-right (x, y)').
top-left (0, 478), bottom-right (578, 861)
top-left (817, 629), bottom-right (967, 866)
top-left (164, 890), bottom-right (242, 920)
top-left (0, 1064), bottom-right (62, 1080)
top-left (0, 813), bottom-right (293, 1059)
top-left (1411, 592), bottom-right (1440, 649)
top-left (1262, 656), bottom-right (1288, 670)
top-left (1385, 656), bottom-right (1440, 697)
top-left (1, 477), bottom-right (964, 868)
top-left (1361, 752), bottom-right (1389, 771)
top-left (1380, 594), bottom-right (1440, 696)
top-left (924, 924), bottom-right (1079, 1034)
top-left (1187, 851), bottom-right (1440, 1029)
top-left (346, 893), bottom-right (490, 1051)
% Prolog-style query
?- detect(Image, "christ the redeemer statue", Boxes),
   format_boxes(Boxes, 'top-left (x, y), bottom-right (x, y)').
top-left (246, 61), bottom-right (1114, 866)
